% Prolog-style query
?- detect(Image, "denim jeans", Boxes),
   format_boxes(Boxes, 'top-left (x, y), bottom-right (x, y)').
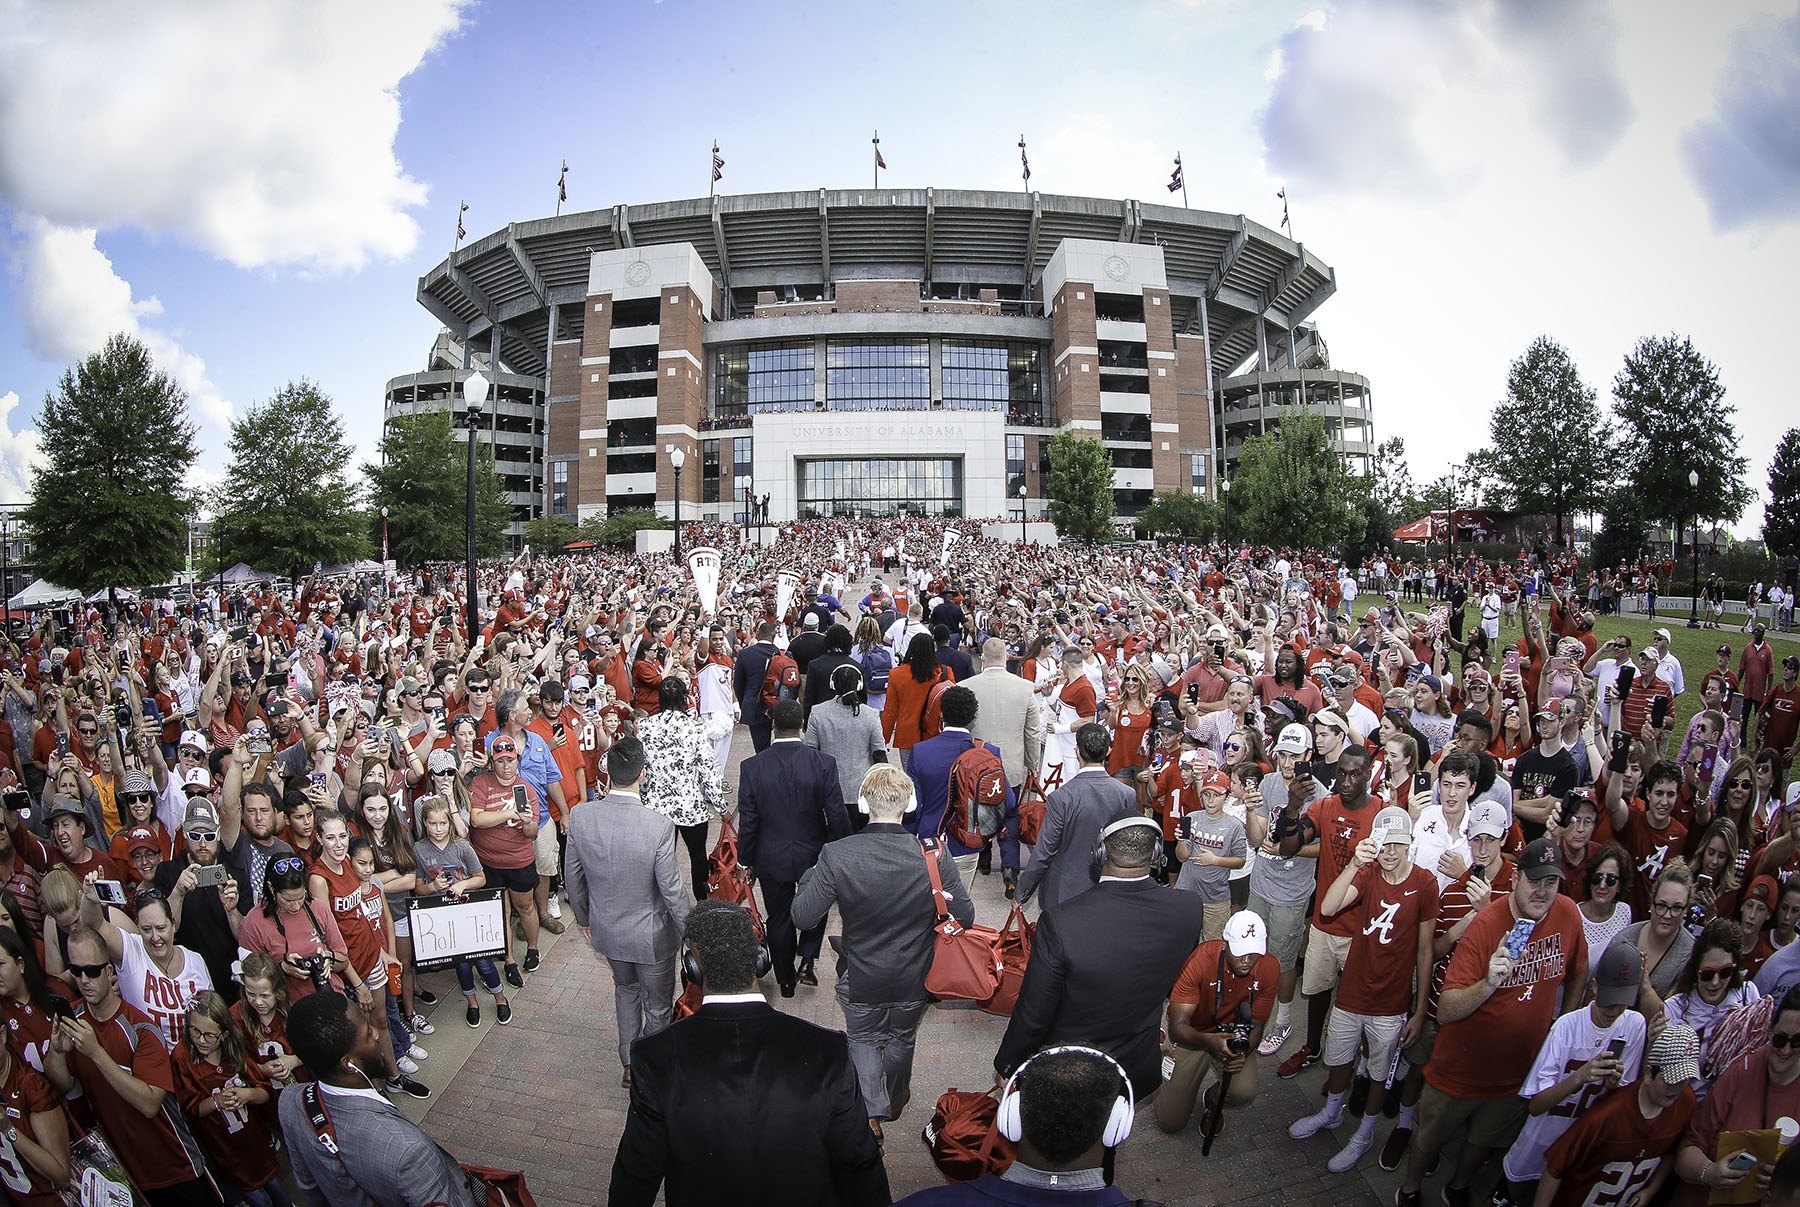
top-left (384, 991), bottom-right (413, 1058)
top-left (456, 956), bottom-right (503, 995)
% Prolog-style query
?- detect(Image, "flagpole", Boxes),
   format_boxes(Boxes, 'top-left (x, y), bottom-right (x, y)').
top-left (453, 200), bottom-right (467, 258)
top-left (1019, 135), bottom-right (1030, 194)
top-left (710, 140), bottom-right (718, 198)
top-left (556, 160), bottom-right (568, 216)
top-left (873, 131), bottom-right (880, 189)
top-left (1180, 152), bottom-right (1189, 209)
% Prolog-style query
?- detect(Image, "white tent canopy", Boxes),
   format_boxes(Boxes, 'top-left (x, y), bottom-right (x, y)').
top-left (220, 562), bottom-right (275, 584)
top-left (7, 578), bottom-right (82, 611)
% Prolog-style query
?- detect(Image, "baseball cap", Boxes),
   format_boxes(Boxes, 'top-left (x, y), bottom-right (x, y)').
top-left (1371, 805), bottom-right (1412, 847)
top-left (568, 675), bottom-right (591, 691)
top-left (1747, 875), bottom-right (1781, 907)
top-left (427, 749), bottom-right (459, 775)
top-left (1313, 710), bottom-right (1351, 735)
top-left (183, 800), bottom-right (220, 834)
top-left (1648, 1021), bottom-right (1702, 1085)
top-left (490, 737), bottom-right (519, 758)
top-left (1518, 837), bottom-right (1564, 881)
top-left (1787, 655), bottom-right (1800, 672)
top-left (1717, 644), bottom-right (1733, 657)
top-left (1652, 628), bottom-right (1672, 642)
top-left (120, 770), bottom-right (155, 798)
top-left (1415, 672), bottom-right (1442, 693)
top-left (230, 671), bottom-right (251, 687)
top-left (1273, 723), bottom-right (1313, 755)
top-left (1633, 646), bottom-right (1660, 665)
top-left (1200, 770), bottom-right (1232, 794)
top-left (181, 766), bottom-right (214, 793)
top-left (124, 826), bottom-right (161, 855)
top-left (1223, 911), bottom-right (1267, 958)
top-left (1205, 624), bottom-right (1231, 641)
top-left (1362, 608), bottom-right (1381, 623)
top-left (178, 730), bottom-right (211, 753)
top-left (1467, 802), bottom-right (1509, 840)
top-left (1591, 941), bottom-right (1644, 1008)
top-left (1330, 665), bottom-right (1358, 688)
top-left (1534, 706), bottom-right (1560, 722)
top-left (802, 613), bottom-right (819, 627)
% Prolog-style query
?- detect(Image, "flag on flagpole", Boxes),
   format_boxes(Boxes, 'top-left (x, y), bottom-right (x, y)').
top-left (712, 141), bottom-right (725, 183)
top-left (557, 161), bottom-right (568, 204)
top-left (456, 201), bottom-right (468, 244)
top-left (875, 143), bottom-right (886, 170)
top-left (1167, 155), bottom-right (1183, 193)
top-left (1277, 187), bottom-right (1290, 233)
top-left (1018, 136), bottom-right (1031, 187)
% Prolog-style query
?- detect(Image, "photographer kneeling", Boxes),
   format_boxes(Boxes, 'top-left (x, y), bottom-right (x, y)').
top-left (1154, 910), bottom-right (1278, 1136)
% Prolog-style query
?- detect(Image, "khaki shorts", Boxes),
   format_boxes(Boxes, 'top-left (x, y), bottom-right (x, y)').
top-left (1414, 1083), bottom-right (1529, 1154)
top-left (1201, 900), bottom-right (1231, 944)
top-left (1402, 1019), bottom-right (1439, 1069)
top-left (1298, 926), bottom-right (1353, 997)
top-left (1246, 892), bottom-right (1307, 972)
top-left (534, 819), bottom-right (560, 876)
top-left (1322, 1009), bottom-right (1407, 1077)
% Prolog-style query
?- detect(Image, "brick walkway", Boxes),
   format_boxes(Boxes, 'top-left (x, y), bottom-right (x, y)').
top-left (403, 710), bottom-right (1423, 1205)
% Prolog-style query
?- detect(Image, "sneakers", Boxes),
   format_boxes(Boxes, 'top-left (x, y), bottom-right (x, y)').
top-left (1328, 1127), bottom-right (1375, 1173)
top-left (523, 949), bottom-right (542, 974)
top-left (405, 1044), bottom-right (428, 1062)
top-left (1258, 1022), bottom-right (1292, 1057)
top-left (1287, 1104), bottom-right (1343, 1139)
top-left (466, 1004), bottom-right (481, 1028)
top-left (547, 895), bottom-right (564, 920)
top-left (411, 1013), bottom-right (435, 1036)
top-left (414, 988), bottom-right (439, 1007)
top-left (1395, 1192), bottom-right (1422, 1207)
top-left (1379, 1126), bottom-right (1413, 1172)
top-left (385, 1075), bottom-right (430, 1100)
top-left (504, 962), bottom-right (524, 989)
top-left (1441, 1185), bottom-right (1472, 1207)
top-left (396, 1055), bottom-right (420, 1075)
top-left (496, 1000), bottom-right (513, 1025)
top-left (1278, 1044), bottom-right (1319, 1079)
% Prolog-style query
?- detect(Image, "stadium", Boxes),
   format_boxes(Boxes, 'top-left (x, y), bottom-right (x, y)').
top-left (390, 189), bottom-right (1376, 544)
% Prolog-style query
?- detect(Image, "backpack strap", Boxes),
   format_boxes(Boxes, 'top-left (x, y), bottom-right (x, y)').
top-left (919, 838), bottom-right (952, 924)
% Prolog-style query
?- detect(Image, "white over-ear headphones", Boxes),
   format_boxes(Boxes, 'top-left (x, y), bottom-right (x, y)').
top-left (996, 1044), bottom-right (1134, 1148)
top-left (856, 792), bottom-right (918, 816)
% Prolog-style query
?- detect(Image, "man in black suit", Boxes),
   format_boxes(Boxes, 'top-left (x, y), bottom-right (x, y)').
top-left (995, 815), bottom-right (1205, 1103)
top-left (934, 624), bottom-right (975, 682)
top-left (732, 620), bottom-right (779, 752)
top-left (789, 612), bottom-right (828, 677)
top-left (803, 623), bottom-right (859, 722)
top-left (611, 900), bottom-right (889, 1206)
top-left (738, 699), bottom-right (850, 996)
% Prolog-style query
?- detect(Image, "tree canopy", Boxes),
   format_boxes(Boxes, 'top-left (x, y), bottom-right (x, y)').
top-left (364, 411), bottom-right (508, 565)
top-left (1229, 412), bottom-right (1361, 551)
top-left (215, 380), bottom-right (366, 579)
top-left (1612, 333), bottom-right (1752, 530)
top-left (1484, 336), bottom-right (1614, 546)
top-left (24, 334), bottom-right (198, 594)
top-left (1135, 491), bottom-right (1219, 543)
top-left (1044, 432), bottom-right (1116, 542)
top-left (1765, 428), bottom-right (1800, 563)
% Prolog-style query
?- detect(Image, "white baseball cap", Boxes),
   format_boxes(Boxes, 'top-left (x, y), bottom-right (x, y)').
top-left (1223, 911), bottom-right (1267, 958)
top-left (178, 730), bottom-right (210, 753)
top-left (1467, 802), bottom-right (1509, 840)
top-left (1273, 723), bottom-right (1313, 755)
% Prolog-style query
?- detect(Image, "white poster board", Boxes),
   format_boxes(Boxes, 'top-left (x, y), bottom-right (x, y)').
top-left (408, 888), bottom-right (508, 971)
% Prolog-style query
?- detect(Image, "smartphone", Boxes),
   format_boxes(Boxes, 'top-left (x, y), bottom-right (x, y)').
top-left (307, 771), bottom-right (327, 791)
top-left (1607, 1039), bottom-right (1626, 1061)
top-left (1697, 873), bottom-right (1714, 890)
top-left (1186, 683), bottom-right (1199, 705)
top-left (1616, 663), bottom-right (1636, 698)
top-left (246, 734), bottom-right (272, 755)
top-left (552, 721), bottom-right (566, 740)
top-left (1413, 771), bottom-right (1431, 794)
top-left (94, 879), bottom-right (128, 908)
top-left (1504, 649), bottom-right (1520, 676)
top-left (193, 864), bottom-right (229, 888)
top-left (1, 789), bottom-right (29, 812)
top-left (1726, 1151), bottom-right (1761, 1173)
top-left (1650, 695), bottom-right (1670, 729)
top-left (1504, 917), bottom-right (1536, 960)
top-left (46, 994), bottom-right (75, 1021)
top-left (511, 785), bottom-right (529, 814)
top-left (1152, 750), bottom-right (1166, 772)
top-left (54, 731), bottom-right (69, 757)
top-left (1469, 864), bottom-right (1488, 882)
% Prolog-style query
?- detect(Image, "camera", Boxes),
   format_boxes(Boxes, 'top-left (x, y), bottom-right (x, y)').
top-left (194, 864), bottom-right (229, 888)
top-left (246, 734), bottom-right (273, 756)
top-left (1211, 641), bottom-right (1226, 661)
top-left (115, 704), bottom-right (133, 730)
top-left (229, 627), bottom-right (248, 643)
top-left (293, 953), bottom-right (332, 992)
top-left (1223, 1018), bottom-right (1254, 1056)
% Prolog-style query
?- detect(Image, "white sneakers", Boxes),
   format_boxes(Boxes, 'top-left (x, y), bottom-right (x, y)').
top-left (1328, 1126), bottom-right (1375, 1172)
top-left (1288, 1105), bottom-right (1344, 1140)
top-left (396, 1055), bottom-right (420, 1075)
top-left (547, 895), bottom-right (564, 920)
top-left (1258, 1022), bottom-right (1292, 1057)
top-left (405, 1044), bottom-right (428, 1062)
top-left (411, 1013), bottom-right (435, 1035)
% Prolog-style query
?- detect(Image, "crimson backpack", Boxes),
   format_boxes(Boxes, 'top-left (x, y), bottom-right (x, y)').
top-left (916, 671), bottom-right (953, 740)
top-left (761, 649), bottom-right (801, 710)
top-left (944, 738), bottom-right (1008, 849)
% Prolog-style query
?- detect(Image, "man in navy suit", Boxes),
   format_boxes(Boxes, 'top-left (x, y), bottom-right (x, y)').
top-left (732, 620), bottom-right (779, 752)
top-left (906, 685), bottom-right (1016, 883)
top-left (738, 699), bottom-right (849, 995)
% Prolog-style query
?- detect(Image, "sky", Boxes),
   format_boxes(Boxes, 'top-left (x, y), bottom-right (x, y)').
top-left (2, 0), bottom-right (1797, 535)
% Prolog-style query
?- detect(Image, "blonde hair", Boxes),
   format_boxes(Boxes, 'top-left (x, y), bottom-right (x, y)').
top-left (40, 867), bottom-right (80, 919)
top-left (860, 764), bottom-right (914, 820)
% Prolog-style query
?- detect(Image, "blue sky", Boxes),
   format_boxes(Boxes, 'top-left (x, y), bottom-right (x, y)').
top-left (3, 0), bottom-right (1797, 536)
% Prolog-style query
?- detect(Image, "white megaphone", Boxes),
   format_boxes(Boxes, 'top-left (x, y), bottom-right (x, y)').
top-left (940, 528), bottom-right (960, 566)
top-left (688, 547), bottom-right (722, 617)
top-left (775, 571), bottom-right (801, 623)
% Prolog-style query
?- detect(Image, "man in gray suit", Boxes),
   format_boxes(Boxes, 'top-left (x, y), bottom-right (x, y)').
top-left (966, 636), bottom-right (1044, 895)
top-left (793, 763), bottom-right (973, 1146)
top-left (564, 735), bottom-right (692, 1086)
top-left (280, 990), bottom-right (473, 1206)
top-left (1014, 723), bottom-right (1136, 909)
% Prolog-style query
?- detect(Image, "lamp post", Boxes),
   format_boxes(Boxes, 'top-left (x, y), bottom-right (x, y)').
top-left (463, 370), bottom-right (489, 644)
top-left (1017, 481), bottom-right (1028, 545)
top-left (1, 513), bottom-right (11, 638)
top-left (1220, 479), bottom-right (1231, 546)
top-left (670, 446), bottom-right (686, 558)
top-left (380, 506), bottom-right (389, 565)
top-left (215, 516), bottom-right (224, 622)
top-left (1687, 468), bottom-right (1701, 629)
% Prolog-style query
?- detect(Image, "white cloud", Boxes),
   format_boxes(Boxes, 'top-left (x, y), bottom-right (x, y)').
top-left (0, 391), bottom-right (42, 506)
top-left (0, 0), bottom-right (468, 273)
top-left (12, 220), bottom-right (232, 428)
top-left (1683, 7), bottom-right (1800, 231)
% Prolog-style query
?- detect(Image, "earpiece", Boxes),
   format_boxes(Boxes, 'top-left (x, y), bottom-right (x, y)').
top-left (996, 1045), bottom-right (1134, 1148)
top-left (1091, 814), bottom-right (1165, 872)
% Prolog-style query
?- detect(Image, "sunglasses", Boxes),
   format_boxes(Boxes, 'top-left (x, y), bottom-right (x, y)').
top-left (76, 728), bottom-right (97, 737)
top-left (270, 856), bottom-right (307, 876)
top-left (1729, 779), bottom-right (1753, 790)
top-left (1590, 872), bottom-right (1621, 887)
top-left (1772, 1032), bottom-right (1800, 1051)
top-left (402, 689), bottom-right (422, 698)
top-left (432, 768), bottom-right (457, 777)
top-left (1697, 967), bottom-right (1734, 984)
top-left (66, 962), bottom-right (111, 980)
top-left (1223, 741), bottom-right (1244, 753)
top-left (187, 830), bottom-right (218, 844)
top-left (123, 793), bottom-right (154, 805)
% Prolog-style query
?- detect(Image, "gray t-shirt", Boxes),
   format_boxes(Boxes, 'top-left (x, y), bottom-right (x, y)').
top-left (223, 831), bottom-right (295, 910)
top-left (1248, 771), bottom-right (1323, 908)
top-left (1175, 811), bottom-right (1246, 903)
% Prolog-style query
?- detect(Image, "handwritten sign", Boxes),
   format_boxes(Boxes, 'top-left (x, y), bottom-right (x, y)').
top-left (408, 889), bottom-right (508, 971)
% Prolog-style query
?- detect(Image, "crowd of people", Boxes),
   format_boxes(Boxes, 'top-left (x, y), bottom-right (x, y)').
top-left (0, 516), bottom-right (1797, 1205)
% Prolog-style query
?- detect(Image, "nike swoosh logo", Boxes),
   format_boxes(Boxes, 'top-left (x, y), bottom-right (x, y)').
top-left (1403, 890), bottom-right (1417, 896)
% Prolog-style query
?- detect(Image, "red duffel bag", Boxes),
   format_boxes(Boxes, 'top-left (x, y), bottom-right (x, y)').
top-left (706, 817), bottom-right (752, 905)
top-left (922, 1086), bottom-right (1015, 1182)
top-left (921, 839), bottom-right (1001, 1002)
top-left (980, 902), bottom-right (1034, 1017)
top-left (1017, 773), bottom-right (1047, 846)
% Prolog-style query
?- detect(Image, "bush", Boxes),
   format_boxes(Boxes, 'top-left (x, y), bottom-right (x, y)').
top-left (585, 508), bottom-right (670, 546)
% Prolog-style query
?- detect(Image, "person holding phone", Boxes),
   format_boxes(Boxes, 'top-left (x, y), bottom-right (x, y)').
top-left (466, 736), bottom-right (543, 988)
top-left (1676, 987), bottom-right (1800, 1201)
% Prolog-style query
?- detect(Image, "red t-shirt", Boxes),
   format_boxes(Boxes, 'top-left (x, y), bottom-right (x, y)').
top-left (1059, 677), bottom-right (1097, 721)
top-left (1426, 894), bottom-right (1589, 1098)
top-left (1335, 862), bottom-right (1441, 1016)
top-left (171, 1042), bottom-right (280, 1191)
top-left (1762, 682), bottom-right (1800, 753)
top-left (1429, 860), bottom-right (1518, 1018)
top-left (467, 775), bottom-right (540, 870)
top-left (1543, 1082), bottom-right (1694, 1207)
top-left (0, 1054), bottom-right (62, 1206)
top-left (1169, 940), bottom-right (1279, 1028)
top-left (1306, 795), bottom-right (1381, 938)
top-left (70, 1001), bottom-right (209, 1191)
top-left (1618, 804), bottom-right (1689, 915)
top-left (311, 857), bottom-right (386, 981)
top-left (1679, 1048), bottom-right (1800, 1207)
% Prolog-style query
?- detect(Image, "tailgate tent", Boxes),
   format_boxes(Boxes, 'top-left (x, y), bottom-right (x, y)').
top-left (7, 578), bottom-right (83, 611)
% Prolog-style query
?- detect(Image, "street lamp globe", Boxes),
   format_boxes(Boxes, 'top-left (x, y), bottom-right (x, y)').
top-left (463, 369), bottom-right (489, 417)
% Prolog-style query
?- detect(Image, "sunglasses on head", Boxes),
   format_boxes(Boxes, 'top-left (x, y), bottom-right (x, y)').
top-left (66, 962), bottom-right (110, 980)
top-left (270, 856), bottom-right (307, 876)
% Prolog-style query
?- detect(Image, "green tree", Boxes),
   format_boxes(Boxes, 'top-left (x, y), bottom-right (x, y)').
top-left (1761, 428), bottom-right (1800, 561)
top-left (24, 334), bottom-right (198, 594)
top-left (1134, 491), bottom-right (1219, 542)
top-left (1369, 436), bottom-right (1422, 524)
top-left (1230, 412), bottom-right (1361, 550)
top-left (1593, 486), bottom-right (1653, 569)
top-left (523, 515), bottom-right (582, 551)
top-left (1485, 336), bottom-right (1614, 548)
top-left (1044, 432), bottom-right (1116, 542)
top-left (1612, 333), bottom-right (1753, 549)
top-left (214, 381), bottom-right (366, 579)
top-left (585, 508), bottom-right (670, 546)
top-left (364, 411), bottom-right (507, 565)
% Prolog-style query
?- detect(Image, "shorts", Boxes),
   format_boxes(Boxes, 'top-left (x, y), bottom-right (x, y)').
top-left (1201, 900), bottom-right (1231, 943)
top-left (1402, 1019), bottom-right (1439, 1069)
top-left (1299, 926), bottom-right (1353, 997)
top-left (391, 909), bottom-right (411, 940)
top-left (1246, 891), bottom-right (1307, 972)
top-left (1414, 1083), bottom-right (1529, 1154)
top-left (534, 820), bottom-right (560, 876)
top-left (1322, 1008), bottom-right (1407, 1077)
top-left (482, 862), bottom-right (537, 894)
top-left (361, 964), bottom-right (389, 996)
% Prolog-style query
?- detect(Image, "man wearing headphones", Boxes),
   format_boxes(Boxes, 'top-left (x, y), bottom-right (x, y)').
top-left (896, 1046), bottom-right (1146, 1205)
top-left (609, 899), bottom-right (889, 1207)
top-left (1016, 724), bottom-right (1137, 909)
top-left (996, 815), bottom-right (1207, 1103)
top-left (793, 764), bottom-right (974, 1146)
